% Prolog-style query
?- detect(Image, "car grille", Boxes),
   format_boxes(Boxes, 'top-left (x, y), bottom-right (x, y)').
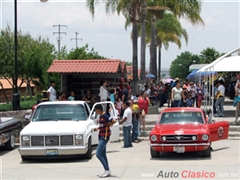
top-left (162, 135), bottom-right (198, 141)
top-left (31, 135), bottom-right (73, 146)
top-left (31, 136), bottom-right (44, 146)
top-left (61, 135), bottom-right (73, 145)
top-left (45, 136), bottom-right (59, 146)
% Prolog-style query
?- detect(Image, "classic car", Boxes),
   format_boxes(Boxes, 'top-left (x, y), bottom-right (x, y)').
top-left (18, 101), bottom-right (119, 160)
top-left (149, 107), bottom-right (229, 158)
top-left (0, 116), bottom-right (22, 150)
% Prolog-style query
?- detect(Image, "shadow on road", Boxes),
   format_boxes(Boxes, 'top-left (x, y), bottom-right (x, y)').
top-left (0, 145), bottom-right (19, 156)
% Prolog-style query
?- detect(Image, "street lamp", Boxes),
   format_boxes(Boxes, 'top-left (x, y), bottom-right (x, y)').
top-left (12, 0), bottom-right (47, 110)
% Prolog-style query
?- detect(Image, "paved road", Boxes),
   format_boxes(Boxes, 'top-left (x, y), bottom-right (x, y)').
top-left (1, 140), bottom-right (239, 180)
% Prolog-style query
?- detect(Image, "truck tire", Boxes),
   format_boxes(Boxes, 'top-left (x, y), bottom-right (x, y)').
top-left (202, 146), bottom-right (211, 157)
top-left (84, 137), bottom-right (92, 159)
top-left (4, 134), bottom-right (15, 150)
top-left (150, 147), bottom-right (159, 158)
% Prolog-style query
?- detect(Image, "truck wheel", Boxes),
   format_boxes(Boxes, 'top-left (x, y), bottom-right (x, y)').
top-left (84, 137), bottom-right (92, 159)
top-left (202, 146), bottom-right (211, 157)
top-left (4, 134), bottom-right (15, 150)
top-left (150, 147), bottom-right (159, 158)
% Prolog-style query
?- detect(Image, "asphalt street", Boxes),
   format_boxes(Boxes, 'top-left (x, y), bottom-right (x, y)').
top-left (0, 140), bottom-right (239, 180)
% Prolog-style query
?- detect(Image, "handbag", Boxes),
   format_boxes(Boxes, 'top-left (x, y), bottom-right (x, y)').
top-left (141, 109), bottom-right (146, 116)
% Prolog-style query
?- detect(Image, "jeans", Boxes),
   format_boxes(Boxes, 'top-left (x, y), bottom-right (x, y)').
top-left (123, 126), bottom-right (132, 147)
top-left (96, 137), bottom-right (109, 171)
top-left (173, 100), bottom-right (181, 107)
top-left (215, 97), bottom-right (224, 115)
top-left (132, 118), bottom-right (139, 141)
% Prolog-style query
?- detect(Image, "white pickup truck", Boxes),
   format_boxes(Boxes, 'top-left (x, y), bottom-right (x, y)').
top-left (18, 101), bottom-right (119, 160)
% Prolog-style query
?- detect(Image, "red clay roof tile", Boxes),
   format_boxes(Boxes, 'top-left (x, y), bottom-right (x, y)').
top-left (47, 59), bottom-right (122, 73)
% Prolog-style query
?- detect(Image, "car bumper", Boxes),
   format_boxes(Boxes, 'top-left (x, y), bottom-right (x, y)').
top-left (150, 143), bottom-right (210, 152)
top-left (18, 146), bottom-right (88, 156)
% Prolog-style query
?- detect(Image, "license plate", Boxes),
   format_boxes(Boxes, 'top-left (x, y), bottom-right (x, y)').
top-left (173, 146), bottom-right (185, 153)
top-left (46, 150), bottom-right (58, 156)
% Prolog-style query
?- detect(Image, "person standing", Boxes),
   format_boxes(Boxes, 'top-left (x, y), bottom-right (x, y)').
top-left (215, 80), bottom-right (225, 117)
top-left (234, 82), bottom-right (240, 122)
top-left (138, 91), bottom-right (150, 135)
top-left (122, 84), bottom-right (129, 103)
top-left (187, 82), bottom-right (197, 107)
top-left (68, 91), bottom-right (75, 101)
top-left (171, 81), bottom-right (183, 107)
top-left (47, 81), bottom-right (56, 101)
top-left (93, 104), bottom-right (116, 177)
top-left (99, 81), bottom-right (109, 112)
top-left (119, 101), bottom-right (133, 148)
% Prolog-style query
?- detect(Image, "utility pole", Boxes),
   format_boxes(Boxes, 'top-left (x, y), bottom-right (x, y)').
top-left (53, 24), bottom-right (67, 54)
top-left (71, 32), bottom-right (83, 48)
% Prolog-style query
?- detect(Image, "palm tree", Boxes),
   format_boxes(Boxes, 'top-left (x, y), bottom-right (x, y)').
top-left (140, 0), bottom-right (147, 81)
top-left (87, 0), bottom-right (144, 95)
top-left (147, 0), bottom-right (204, 77)
top-left (200, 47), bottom-right (222, 63)
top-left (155, 13), bottom-right (188, 79)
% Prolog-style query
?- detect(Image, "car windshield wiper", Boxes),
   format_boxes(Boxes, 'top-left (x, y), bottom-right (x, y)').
top-left (37, 118), bottom-right (53, 121)
top-left (57, 118), bottom-right (75, 120)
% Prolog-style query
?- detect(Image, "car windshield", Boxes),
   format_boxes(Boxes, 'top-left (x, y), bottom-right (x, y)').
top-left (159, 112), bottom-right (204, 124)
top-left (32, 104), bottom-right (87, 122)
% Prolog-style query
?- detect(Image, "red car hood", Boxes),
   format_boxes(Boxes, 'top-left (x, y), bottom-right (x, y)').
top-left (151, 123), bottom-right (208, 135)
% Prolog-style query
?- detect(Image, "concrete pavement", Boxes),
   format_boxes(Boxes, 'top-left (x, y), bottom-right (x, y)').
top-left (1, 139), bottom-right (239, 180)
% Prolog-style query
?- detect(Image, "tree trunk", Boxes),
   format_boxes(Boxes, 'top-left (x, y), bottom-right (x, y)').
top-left (132, 22), bottom-right (138, 96)
top-left (140, 1), bottom-right (146, 81)
top-left (0, 85), bottom-right (9, 103)
top-left (158, 43), bottom-right (162, 79)
top-left (149, 15), bottom-right (157, 77)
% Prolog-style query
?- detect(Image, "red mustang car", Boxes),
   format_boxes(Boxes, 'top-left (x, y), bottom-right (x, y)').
top-left (149, 107), bottom-right (229, 158)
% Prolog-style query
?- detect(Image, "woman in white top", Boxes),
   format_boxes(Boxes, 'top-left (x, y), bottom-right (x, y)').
top-left (214, 80), bottom-right (225, 117)
top-left (171, 81), bottom-right (183, 107)
top-left (99, 80), bottom-right (109, 112)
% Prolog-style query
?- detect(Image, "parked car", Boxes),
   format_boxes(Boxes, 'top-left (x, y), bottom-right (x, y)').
top-left (149, 107), bottom-right (229, 158)
top-left (0, 116), bottom-right (22, 150)
top-left (18, 101), bottom-right (119, 160)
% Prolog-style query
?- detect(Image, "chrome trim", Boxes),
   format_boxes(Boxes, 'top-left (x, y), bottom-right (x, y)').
top-left (150, 143), bottom-right (210, 147)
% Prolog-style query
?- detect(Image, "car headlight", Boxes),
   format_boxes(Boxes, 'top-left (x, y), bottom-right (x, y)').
top-left (192, 136), bottom-right (197, 140)
top-left (21, 135), bottom-right (30, 146)
top-left (161, 136), bottom-right (166, 141)
top-left (75, 134), bottom-right (83, 140)
top-left (202, 134), bottom-right (209, 141)
top-left (22, 135), bottom-right (30, 141)
top-left (150, 135), bottom-right (157, 141)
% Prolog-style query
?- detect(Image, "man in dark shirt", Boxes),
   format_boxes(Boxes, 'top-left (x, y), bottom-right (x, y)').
top-left (122, 84), bottom-right (129, 103)
top-left (93, 104), bottom-right (116, 178)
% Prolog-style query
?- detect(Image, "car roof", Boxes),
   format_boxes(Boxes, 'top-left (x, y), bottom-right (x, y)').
top-left (161, 107), bottom-right (203, 113)
top-left (39, 101), bottom-right (86, 105)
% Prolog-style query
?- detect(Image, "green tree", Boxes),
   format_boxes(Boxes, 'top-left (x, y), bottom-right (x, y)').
top-left (0, 26), bottom-right (56, 100)
top-left (125, 61), bottom-right (132, 66)
top-left (67, 44), bottom-right (106, 59)
top-left (169, 51), bottom-right (200, 79)
top-left (87, 0), bottom-right (144, 95)
top-left (199, 47), bottom-right (224, 64)
top-left (148, 0), bottom-right (204, 77)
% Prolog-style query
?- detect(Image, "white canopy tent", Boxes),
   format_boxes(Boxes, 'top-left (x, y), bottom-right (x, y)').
top-left (196, 48), bottom-right (240, 121)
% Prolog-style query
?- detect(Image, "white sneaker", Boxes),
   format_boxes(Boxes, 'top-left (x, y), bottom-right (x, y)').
top-left (99, 170), bottom-right (111, 178)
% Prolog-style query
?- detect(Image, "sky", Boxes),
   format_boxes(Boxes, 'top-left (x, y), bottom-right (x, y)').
top-left (0, 0), bottom-right (239, 70)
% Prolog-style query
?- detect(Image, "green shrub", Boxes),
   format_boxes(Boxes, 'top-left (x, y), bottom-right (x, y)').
top-left (0, 103), bottom-right (12, 111)
top-left (20, 100), bottom-right (36, 110)
top-left (0, 100), bottom-right (36, 111)
top-left (21, 96), bottom-right (37, 101)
